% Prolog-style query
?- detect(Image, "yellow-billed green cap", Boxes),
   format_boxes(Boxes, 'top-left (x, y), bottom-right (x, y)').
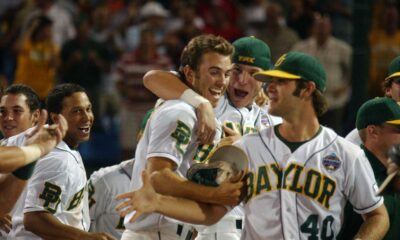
top-left (253, 51), bottom-right (327, 92)
top-left (385, 56), bottom-right (400, 81)
top-left (356, 97), bottom-right (400, 129)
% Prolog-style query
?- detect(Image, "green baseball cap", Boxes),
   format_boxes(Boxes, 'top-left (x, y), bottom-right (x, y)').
top-left (356, 97), bottom-right (400, 130)
top-left (253, 51), bottom-right (327, 92)
top-left (385, 56), bottom-right (400, 80)
top-left (232, 36), bottom-right (272, 70)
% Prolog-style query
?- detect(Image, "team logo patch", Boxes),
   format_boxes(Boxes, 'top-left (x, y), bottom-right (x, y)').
top-left (261, 114), bottom-right (272, 127)
top-left (322, 153), bottom-right (341, 172)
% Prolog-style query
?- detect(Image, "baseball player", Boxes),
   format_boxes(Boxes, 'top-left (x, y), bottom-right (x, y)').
top-left (88, 159), bottom-right (134, 239)
top-left (341, 97), bottom-right (400, 239)
top-left (143, 37), bottom-right (282, 145)
top-left (0, 84), bottom-right (41, 140)
top-left (0, 109), bottom-right (66, 214)
top-left (0, 84), bottom-right (43, 238)
top-left (6, 84), bottom-right (114, 239)
top-left (346, 55), bottom-right (400, 145)
top-left (120, 34), bottom-right (243, 240)
top-left (141, 36), bottom-right (281, 240)
top-left (117, 52), bottom-right (389, 240)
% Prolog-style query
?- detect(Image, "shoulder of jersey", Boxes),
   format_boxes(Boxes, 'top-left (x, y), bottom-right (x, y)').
top-left (38, 141), bottom-right (79, 171)
top-left (90, 160), bottom-right (133, 183)
top-left (155, 99), bottom-right (196, 117)
top-left (322, 126), bottom-right (364, 156)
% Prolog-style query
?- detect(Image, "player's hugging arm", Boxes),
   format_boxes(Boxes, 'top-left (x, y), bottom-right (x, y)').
top-left (143, 69), bottom-right (216, 144)
top-left (117, 171), bottom-right (228, 226)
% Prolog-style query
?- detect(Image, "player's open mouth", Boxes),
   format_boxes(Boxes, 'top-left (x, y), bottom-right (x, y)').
top-left (234, 89), bottom-right (248, 99)
top-left (78, 127), bottom-right (91, 134)
top-left (209, 88), bottom-right (223, 98)
top-left (3, 125), bottom-right (16, 130)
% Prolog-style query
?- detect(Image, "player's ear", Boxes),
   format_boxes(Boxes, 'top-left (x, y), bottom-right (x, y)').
top-left (31, 109), bottom-right (41, 125)
top-left (183, 65), bottom-right (195, 86)
top-left (366, 125), bottom-right (380, 141)
top-left (302, 81), bottom-right (316, 98)
top-left (49, 112), bottom-right (57, 124)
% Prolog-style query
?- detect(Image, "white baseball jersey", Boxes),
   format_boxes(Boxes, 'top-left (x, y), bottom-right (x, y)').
top-left (234, 126), bottom-right (383, 240)
top-left (88, 159), bottom-right (134, 239)
top-left (6, 130), bottom-right (89, 240)
top-left (215, 94), bottom-right (281, 134)
top-left (345, 128), bottom-right (362, 146)
top-left (124, 100), bottom-right (222, 232)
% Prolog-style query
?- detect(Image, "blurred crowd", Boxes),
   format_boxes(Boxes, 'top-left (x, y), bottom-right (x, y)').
top-left (0, 0), bottom-right (400, 164)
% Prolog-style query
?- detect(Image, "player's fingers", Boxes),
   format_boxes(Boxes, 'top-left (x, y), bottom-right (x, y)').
top-left (26, 110), bottom-right (48, 138)
top-left (230, 171), bottom-right (245, 183)
top-left (117, 206), bottom-right (136, 217)
top-left (115, 191), bottom-right (133, 201)
top-left (54, 114), bottom-right (68, 136)
top-left (223, 125), bottom-right (240, 137)
top-left (115, 199), bottom-right (133, 212)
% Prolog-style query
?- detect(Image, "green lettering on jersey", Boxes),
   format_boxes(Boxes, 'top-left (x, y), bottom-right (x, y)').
top-left (39, 182), bottom-right (62, 214)
top-left (300, 214), bottom-right (335, 239)
top-left (243, 172), bottom-right (254, 202)
top-left (67, 187), bottom-right (85, 210)
top-left (88, 180), bottom-right (96, 208)
top-left (282, 163), bottom-right (296, 189)
top-left (255, 165), bottom-right (271, 194)
top-left (246, 163), bottom-right (337, 209)
top-left (304, 169), bottom-right (322, 199)
top-left (194, 144), bottom-right (215, 162)
top-left (243, 126), bottom-right (257, 135)
top-left (116, 216), bottom-right (125, 230)
top-left (270, 163), bottom-right (282, 189)
top-left (171, 120), bottom-right (191, 154)
top-left (317, 176), bottom-right (336, 209)
top-left (288, 165), bottom-right (304, 193)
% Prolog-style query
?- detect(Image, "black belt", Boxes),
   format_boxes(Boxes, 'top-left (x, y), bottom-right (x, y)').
top-left (177, 224), bottom-right (194, 240)
top-left (236, 219), bottom-right (242, 230)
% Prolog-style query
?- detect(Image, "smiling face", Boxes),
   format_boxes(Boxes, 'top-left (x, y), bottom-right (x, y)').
top-left (187, 52), bottom-right (232, 107)
top-left (227, 63), bottom-right (263, 108)
top-left (263, 77), bottom-right (299, 118)
top-left (59, 92), bottom-right (94, 148)
top-left (0, 94), bottom-right (39, 138)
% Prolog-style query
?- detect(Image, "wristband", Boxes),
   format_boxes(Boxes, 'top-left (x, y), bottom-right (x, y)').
top-left (12, 161), bottom-right (37, 180)
top-left (20, 145), bottom-right (43, 165)
top-left (180, 89), bottom-right (209, 108)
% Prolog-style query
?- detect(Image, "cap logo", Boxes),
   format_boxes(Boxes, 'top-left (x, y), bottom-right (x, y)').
top-left (275, 54), bottom-right (287, 67)
top-left (238, 56), bottom-right (255, 64)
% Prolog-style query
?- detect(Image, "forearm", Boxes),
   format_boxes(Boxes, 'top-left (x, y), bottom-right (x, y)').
top-left (0, 146), bottom-right (39, 173)
top-left (24, 211), bottom-right (89, 240)
top-left (0, 174), bottom-right (26, 215)
top-left (151, 169), bottom-right (216, 203)
top-left (156, 194), bottom-right (227, 225)
top-left (143, 70), bottom-right (189, 100)
top-left (355, 206), bottom-right (389, 240)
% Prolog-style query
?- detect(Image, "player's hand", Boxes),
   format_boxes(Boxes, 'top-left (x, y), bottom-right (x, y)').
top-left (85, 232), bottom-right (115, 240)
top-left (0, 214), bottom-right (11, 233)
top-left (196, 102), bottom-right (216, 145)
top-left (25, 110), bottom-right (68, 157)
top-left (387, 158), bottom-right (400, 176)
top-left (210, 171), bottom-right (245, 206)
top-left (219, 126), bottom-right (241, 147)
top-left (115, 171), bottom-right (160, 223)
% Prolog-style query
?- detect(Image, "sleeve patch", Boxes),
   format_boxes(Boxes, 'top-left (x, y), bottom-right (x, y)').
top-left (171, 120), bottom-right (192, 154)
top-left (39, 182), bottom-right (62, 214)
